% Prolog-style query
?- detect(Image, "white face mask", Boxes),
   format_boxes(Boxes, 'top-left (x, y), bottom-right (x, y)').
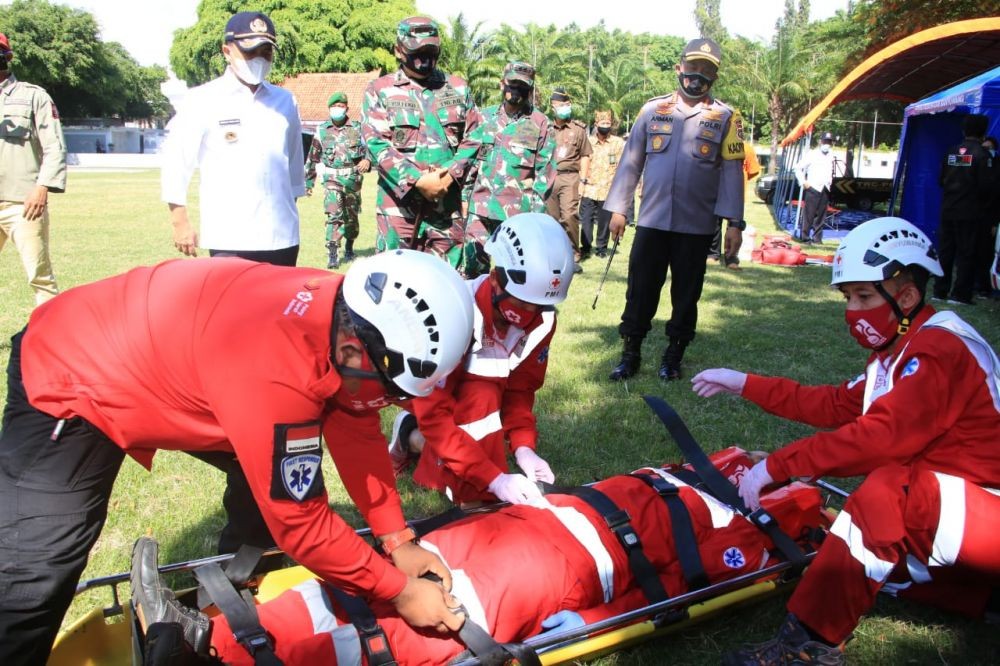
top-left (330, 108), bottom-right (347, 122)
top-left (820, 144), bottom-right (831, 154)
top-left (230, 56), bottom-right (272, 86)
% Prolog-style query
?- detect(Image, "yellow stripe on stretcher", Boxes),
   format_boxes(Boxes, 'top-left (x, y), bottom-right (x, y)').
top-left (539, 578), bottom-right (790, 664)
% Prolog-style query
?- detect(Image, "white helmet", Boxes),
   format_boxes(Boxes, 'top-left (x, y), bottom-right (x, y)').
top-left (484, 213), bottom-right (575, 305)
top-left (831, 217), bottom-right (943, 286)
top-left (342, 250), bottom-right (474, 398)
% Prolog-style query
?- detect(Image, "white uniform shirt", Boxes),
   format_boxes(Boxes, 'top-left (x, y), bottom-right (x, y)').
top-left (160, 69), bottom-right (306, 251)
top-left (794, 147), bottom-right (836, 193)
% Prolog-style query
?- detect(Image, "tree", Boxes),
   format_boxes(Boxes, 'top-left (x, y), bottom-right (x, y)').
top-left (695, 0), bottom-right (728, 42)
top-left (170, 0), bottom-right (417, 87)
top-left (437, 13), bottom-right (501, 107)
top-left (853, 0), bottom-right (998, 59)
top-left (0, 0), bottom-right (169, 120)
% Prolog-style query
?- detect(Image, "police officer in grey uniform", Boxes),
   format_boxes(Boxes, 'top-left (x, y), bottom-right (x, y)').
top-left (604, 38), bottom-right (745, 382)
top-left (0, 31), bottom-right (66, 306)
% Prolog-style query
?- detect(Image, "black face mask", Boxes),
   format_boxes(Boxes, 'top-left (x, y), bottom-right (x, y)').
top-left (404, 51), bottom-right (438, 77)
top-left (677, 71), bottom-right (713, 98)
top-left (0, 55), bottom-right (9, 71)
top-left (503, 84), bottom-right (530, 107)
top-left (597, 126), bottom-right (611, 136)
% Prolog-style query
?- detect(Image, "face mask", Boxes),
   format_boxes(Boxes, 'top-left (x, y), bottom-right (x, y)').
top-left (491, 283), bottom-right (540, 330)
top-left (330, 107), bottom-right (347, 122)
top-left (503, 85), bottom-right (529, 107)
top-left (230, 56), bottom-right (271, 86)
top-left (844, 300), bottom-right (899, 350)
top-left (989, 149), bottom-right (997, 158)
top-left (677, 71), bottom-right (713, 98)
top-left (404, 51), bottom-right (438, 77)
top-left (597, 125), bottom-right (612, 136)
top-left (820, 144), bottom-right (831, 154)
top-left (555, 105), bottom-right (572, 120)
top-left (0, 55), bottom-right (8, 71)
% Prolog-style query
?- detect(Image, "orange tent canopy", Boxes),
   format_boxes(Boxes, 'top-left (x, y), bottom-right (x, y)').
top-left (781, 17), bottom-right (1000, 146)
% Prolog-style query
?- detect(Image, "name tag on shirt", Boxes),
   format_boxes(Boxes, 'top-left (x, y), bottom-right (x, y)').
top-left (947, 154), bottom-right (973, 167)
top-left (219, 118), bottom-right (241, 126)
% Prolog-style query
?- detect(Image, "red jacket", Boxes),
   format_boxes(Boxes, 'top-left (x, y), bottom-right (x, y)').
top-left (412, 276), bottom-right (555, 498)
top-left (22, 258), bottom-right (409, 601)
top-left (745, 308), bottom-right (1000, 487)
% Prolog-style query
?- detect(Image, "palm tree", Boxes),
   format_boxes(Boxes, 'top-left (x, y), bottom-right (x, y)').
top-left (438, 13), bottom-right (501, 106)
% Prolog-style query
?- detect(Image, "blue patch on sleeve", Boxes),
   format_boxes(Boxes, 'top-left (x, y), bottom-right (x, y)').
top-left (900, 358), bottom-right (920, 379)
top-left (537, 346), bottom-right (549, 363)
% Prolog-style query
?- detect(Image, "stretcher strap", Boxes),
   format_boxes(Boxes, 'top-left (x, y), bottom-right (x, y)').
top-left (456, 615), bottom-right (542, 666)
top-left (328, 587), bottom-right (398, 665)
top-left (192, 563), bottom-right (283, 666)
top-left (542, 482), bottom-right (669, 605)
top-left (412, 506), bottom-right (469, 537)
top-left (195, 545), bottom-right (264, 610)
top-left (630, 473), bottom-right (710, 591)
top-left (642, 395), bottom-right (810, 575)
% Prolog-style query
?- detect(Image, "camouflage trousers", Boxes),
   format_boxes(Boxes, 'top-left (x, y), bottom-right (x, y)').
top-left (461, 213), bottom-right (502, 278)
top-left (375, 212), bottom-right (464, 269)
top-left (323, 184), bottom-right (361, 245)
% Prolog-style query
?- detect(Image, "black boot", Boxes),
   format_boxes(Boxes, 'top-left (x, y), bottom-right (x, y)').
top-left (658, 338), bottom-right (687, 381)
top-left (343, 239), bottom-right (356, 263)
top-left (609, 336), bottom-right (642, 381)
top-left (326, 241), bottom-right (340, 269)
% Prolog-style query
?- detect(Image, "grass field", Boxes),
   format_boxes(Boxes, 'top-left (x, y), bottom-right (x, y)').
top-left (1, 170), bottom-right (998, 664)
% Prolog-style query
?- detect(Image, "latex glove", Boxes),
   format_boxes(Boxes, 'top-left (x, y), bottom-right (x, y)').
top-left (691, 368), bottom-right (748, 398)
top-left (514, 446), bottom-right (555, 483)
top-left (540, 610), bottom-right (585, 634)
top-left (391, 577), bottom-right (465, 633)
top-left (390, 541), bottom-right (452, 592)
top-left (488, 472), bottom-right (545, 505)
top-left (739, 459), bottom-right (773, 511)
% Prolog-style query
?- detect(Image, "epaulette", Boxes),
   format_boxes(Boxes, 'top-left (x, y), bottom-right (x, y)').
top-left (572, 119), bottom-right (587, 129)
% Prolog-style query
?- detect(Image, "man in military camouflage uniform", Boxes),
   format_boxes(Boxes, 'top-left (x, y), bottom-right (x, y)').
top-left (305, 91), bottom-right (370, 268)
top-left (546, 87), bottom-right (592, 273)
top-left (361, 17), bottom-right (481, 268)
top-left (605, 38), bottom-right (745, 382)
top-left (460, 61), bottom-right (555, 277)
top-left (0, 32), bottom-right (66, 306)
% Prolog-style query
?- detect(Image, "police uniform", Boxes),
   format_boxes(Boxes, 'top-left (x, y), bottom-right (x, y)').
top-left (461, 64), bottom-right (555, 277)
top-left (604, 76), bottom-right (744, 375)
top-left (304, 94), bottom-right (367, 267)
top-left (0, 259), bottom-right (415, 664)
top-left (0, 66), bottom-right (66, 305)
top-left (205, 452), bottom-right (828, 664)
top-left (362, 64), bottom-right (481, 267)
top-left (546, 105), bottom-right (592, 261)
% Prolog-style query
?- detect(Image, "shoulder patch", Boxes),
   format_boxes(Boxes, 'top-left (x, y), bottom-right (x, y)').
top-left (900, 357), bottom-right (920, 379)
top-left (271, 422), bottom-right (326, 502)
top-left (721, 109), bottom-right (746, 161)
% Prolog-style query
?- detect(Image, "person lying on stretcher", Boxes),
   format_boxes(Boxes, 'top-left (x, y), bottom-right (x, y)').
top-left (131, 447), bottom-right (832, 665)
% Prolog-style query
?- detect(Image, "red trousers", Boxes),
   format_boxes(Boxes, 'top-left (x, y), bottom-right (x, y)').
top-left (789, 465), bottom-right (1000, 643)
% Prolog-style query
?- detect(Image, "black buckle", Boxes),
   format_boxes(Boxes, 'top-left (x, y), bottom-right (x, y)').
top-left (234, 627), bottom-right (272, 655)
top-left (648, 476), bottom-right (679, 497)
top-left (603, 508), bottom-right (631, 531)
top-left (749, 508), bottom-right (777, 530)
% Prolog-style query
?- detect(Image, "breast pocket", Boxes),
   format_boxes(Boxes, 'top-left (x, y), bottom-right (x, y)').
top-left (693, 136), bottom-right (721, 161)
top-left (390, 111), bottom-right (419, 152)
top-left (646, 131), bottom-right (672, 154)
top-left (510, 141), bottom-right (538, 169)
top-left (0, 109), bottom-right (33, 141)
top-left (436, 102), bottom-right (467, 148)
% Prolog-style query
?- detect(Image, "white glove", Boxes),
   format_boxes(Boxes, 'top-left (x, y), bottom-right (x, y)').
top-left (738, 459), bottom-right (773, 511)
top-left (514, 446), bottom-right (555, 483)
top-left (690, 368), bottom-right (748, 398)
top-left (488, 472), bottom-right (546, 505)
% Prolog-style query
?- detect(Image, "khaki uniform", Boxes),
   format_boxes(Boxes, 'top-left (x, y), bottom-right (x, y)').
top-left (0, 74), bottom-right (65, 304)
top-left (545, 119), bottom-right (592, 258)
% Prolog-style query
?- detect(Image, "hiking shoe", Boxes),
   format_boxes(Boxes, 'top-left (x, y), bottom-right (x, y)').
top-left (342, 249), bottom-right (357, 263)
top-left (388, 411), bottom-right (418, 477)
top-left (722, 613), bottom-right (845, 665)
top-left (131, 537), bottom-right (211, 655)
top-left (657, 340), bottom-right (686, 381)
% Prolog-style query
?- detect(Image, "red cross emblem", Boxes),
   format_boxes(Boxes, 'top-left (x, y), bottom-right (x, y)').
top-left (550, 277), bottom-right (562, 289)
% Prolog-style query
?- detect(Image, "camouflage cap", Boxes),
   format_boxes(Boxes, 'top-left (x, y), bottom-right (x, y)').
top-left (225, 11), bottom-right (277, 51)
top-left (503, 61), bottom-right (535, 86)
top-left (397, 17), bottom-right (440, 54)
top-left (328, 91), bottom-right (348, 106)
top-left (682, 38), bottom-right (722, 67)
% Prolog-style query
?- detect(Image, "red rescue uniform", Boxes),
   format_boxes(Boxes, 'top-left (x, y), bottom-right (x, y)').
top-left (412, 275), bottom-right (554, 502)
top-left (741, 307), bottom-right (1000, 643)
top-left (21, 258), bottom-right (410, 601)
top-left (208, 452), bottom-right (828, 665)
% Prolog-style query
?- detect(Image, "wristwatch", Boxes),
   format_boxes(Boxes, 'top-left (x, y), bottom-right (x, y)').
top-left (729, 219), bottom-right (747, 231)
top-left (378, 527), bottom-right (417, 555)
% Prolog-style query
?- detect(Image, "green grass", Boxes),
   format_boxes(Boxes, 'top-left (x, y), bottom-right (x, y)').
top-left (2, 172), bottom-right (998, 664)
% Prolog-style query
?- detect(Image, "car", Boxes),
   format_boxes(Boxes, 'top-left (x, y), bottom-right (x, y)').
top-left (754, 173), bottom-right (893, 212)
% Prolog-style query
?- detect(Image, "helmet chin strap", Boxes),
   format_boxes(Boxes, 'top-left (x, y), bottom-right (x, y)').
top-left (873, 281), bottom-right (924, 338)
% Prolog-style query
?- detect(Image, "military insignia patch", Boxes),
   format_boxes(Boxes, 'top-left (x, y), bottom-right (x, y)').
top-left (700, 129), bottom-right (715, 138)
top-left (656, 103), bottom-right (675, 115)
top-left (699, 143), bottom-right (711, 155)
top-left (225, 131), bottom-right (238, 143)
top-left (271, 422), bottom-right (326, 502)
top-left (652, 136), bottom-right (663, 150)
top-left (250, 17), bottom-right (268, 33)
top-left (703, 110), bottom-right (723, 121)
